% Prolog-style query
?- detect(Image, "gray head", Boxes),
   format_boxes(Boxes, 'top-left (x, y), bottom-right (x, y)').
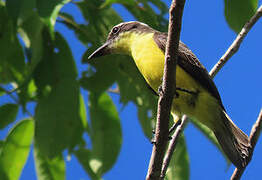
top-left (88, 21), bottom-right (155, 59)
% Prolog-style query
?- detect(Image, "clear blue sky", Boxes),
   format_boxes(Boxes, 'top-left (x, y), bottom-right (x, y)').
top-left (1, 0), bottom-right (262, 179)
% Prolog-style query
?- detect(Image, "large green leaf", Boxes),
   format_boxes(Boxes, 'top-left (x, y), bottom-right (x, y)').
top-left (74, 148), bottom-right (101, 180)
top-left (5, 0), bottom-right (23, 26)
top-left (88, 92), bottom-right (122, 176)
top-left (36, 0), bottom-right (70, 37)
top-left (34, 146), bottom-right (65, 180)
top-left (76, 0), bottom-right (122, 40)
top-left (19, 11), bottom-right (44, 69)
top-left (0, 4), bottom-right (25, 83)
top-left (165, 135), bottom-right (189, 180)
top-left (0, 119), bottom-right (34, 180)
top-left (34, 32), bottom-right (84, 158)
top-left (0, 103), bottom-right (19, 129)
top-left (121, 0), bottom-right (168, 31)
top-left (224, 0), bottom-right (258, 33)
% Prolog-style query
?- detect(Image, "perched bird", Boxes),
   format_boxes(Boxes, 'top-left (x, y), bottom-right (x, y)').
top-left (88, 21), bottom-right (250, 168)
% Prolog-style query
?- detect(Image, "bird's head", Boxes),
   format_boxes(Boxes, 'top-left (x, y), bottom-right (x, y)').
top-left (88, 21), bottom-right (154, 59)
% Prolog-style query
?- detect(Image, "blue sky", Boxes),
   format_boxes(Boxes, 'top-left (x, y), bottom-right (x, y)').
top-left (1, 0), bottom-right (262, 179)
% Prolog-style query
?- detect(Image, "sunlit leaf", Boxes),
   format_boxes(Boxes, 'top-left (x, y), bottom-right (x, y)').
top-left (34, 32), bottom-right (83, 158)
top-left (34, 146), bottom-right (65, 180)
top-left (0, 103), bottom-right (19, 129)
top-left (0, 119), bottom-right (34, 180)
top-left (74, 148), bottom-right (101, 180)
top-left (36, 0), bottom-right (71, 37)
top-left (80, 94), bottom-right (88, 130)
top-left (224, 0), bottom-right (258, 33)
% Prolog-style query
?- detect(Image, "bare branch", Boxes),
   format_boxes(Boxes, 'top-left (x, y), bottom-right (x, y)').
top-left (146, 0), bottom-right (186, 179)
top-left (160, 115), bottom-right (188, 179)
top-left (209, 5), bottom-right (262, 78)
top-left (231, 109), bottom-right (262, 180)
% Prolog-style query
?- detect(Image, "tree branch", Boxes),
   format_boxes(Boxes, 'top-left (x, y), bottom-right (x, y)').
top-left (207, 5), bottom-right (262, 179)
top-left (160, 115), bottom-right (188, 179)
top-left (230, 109), bottom-right (262, 180)
top-left (209, 5), bottom-right (262, 78)
top-left (146, 0), bottom-right (186, 179)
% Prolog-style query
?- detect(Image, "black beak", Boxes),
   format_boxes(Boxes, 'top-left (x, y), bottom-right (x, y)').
top-left (88, 41), bottom-right (112, 59)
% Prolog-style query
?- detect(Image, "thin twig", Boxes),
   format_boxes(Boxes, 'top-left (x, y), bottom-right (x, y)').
top-left (209, 5), bottom-right (262, 78)
top-left (231, 109), bottom-right (262, 180)
top-left (146, 0), bottom-right (186, 179)
top-left (160, 115), bottom-right (188, 179)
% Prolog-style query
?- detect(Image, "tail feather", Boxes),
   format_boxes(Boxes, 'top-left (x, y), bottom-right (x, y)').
top-left (214, 111), bottom-right (251, 168)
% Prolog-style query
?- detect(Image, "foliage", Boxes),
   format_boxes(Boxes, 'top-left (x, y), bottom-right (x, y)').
top-left (0, 0), bottom-right (258, 179)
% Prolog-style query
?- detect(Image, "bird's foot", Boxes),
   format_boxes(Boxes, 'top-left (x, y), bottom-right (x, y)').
top-left (151, 121), bottom-right (181, 143)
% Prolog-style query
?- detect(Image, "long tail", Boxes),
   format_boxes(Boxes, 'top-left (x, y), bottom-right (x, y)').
top-left (213, 111), bottom-right (251, 168)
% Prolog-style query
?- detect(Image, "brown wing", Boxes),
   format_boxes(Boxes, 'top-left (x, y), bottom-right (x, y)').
top-left (153, 32), bottom-right (224, 109)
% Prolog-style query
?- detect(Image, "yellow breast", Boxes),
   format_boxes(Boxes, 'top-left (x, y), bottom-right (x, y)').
top-left (130, 33), bottom-right (201, 93)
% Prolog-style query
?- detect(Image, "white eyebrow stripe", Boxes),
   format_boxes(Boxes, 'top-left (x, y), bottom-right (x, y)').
top-left (116, 21), bottom-right (149, 27)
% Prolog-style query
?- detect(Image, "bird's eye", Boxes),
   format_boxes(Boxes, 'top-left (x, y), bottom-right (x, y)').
top-left (112, 27), bottom-right (119, 34)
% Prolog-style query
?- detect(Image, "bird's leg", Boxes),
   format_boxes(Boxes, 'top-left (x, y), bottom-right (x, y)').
top-left (151, 119), bottom-right (182, 144)
top-left (151, 132), bottom-right (156, 144)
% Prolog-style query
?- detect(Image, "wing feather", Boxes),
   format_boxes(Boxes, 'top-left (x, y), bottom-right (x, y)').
top-left (153, 32), bottom-right (224, 109)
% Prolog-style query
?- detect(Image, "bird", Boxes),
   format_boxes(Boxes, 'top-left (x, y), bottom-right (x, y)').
top-left (88, 21), bottom-right (251, 168)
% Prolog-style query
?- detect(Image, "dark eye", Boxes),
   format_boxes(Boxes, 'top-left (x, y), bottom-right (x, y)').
top-left (112, 27), bottom-right (119, 34)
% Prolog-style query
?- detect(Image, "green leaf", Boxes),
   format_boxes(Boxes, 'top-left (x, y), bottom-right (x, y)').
top-left (34, 146), bottom-right (65, 180)
top-left (224, 0), bottom-right (258, 33)
top-left (121, 0), bottom-right (168, 31)
top-left (0, 87), bottom-right (5, 96)
top-left (0, 103), bottom-right (19, 129)
top-left (137, 105), bottom-right (154, 139)
top-left (5, 0), bottom-right (22, 26)
top-left (191, 119), bottom-right (231, 165)
top-left (6, 0), bottom-right (35, 27)
top-left (80, 94), bottom-right (88, 130)
top-left (0, 119), bottom-right (34, 180)
top-left (165, 135), bottom-right (189, 180)
top-left (0, 4), bottom-right (25, 83)
top-left (89, 92), bottom-right (122, 175)
top-left (80, 55), bottom-right (120, 95)
top-left (36, 0), bottom-right (71, 37)
top-left (18, 3), bottom-right (44, 70)
top-left (34, 32), bottom-right (83, 158)
top-left (101, 0), bottom-right (136, 8)
top-left (74, 148), bottom-right (101, 180)
top-left (76, 0), bottom-right (122, 39)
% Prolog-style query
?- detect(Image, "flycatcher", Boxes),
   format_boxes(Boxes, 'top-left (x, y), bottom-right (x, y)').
top-left (88, 21), bottom-right (250, 168)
